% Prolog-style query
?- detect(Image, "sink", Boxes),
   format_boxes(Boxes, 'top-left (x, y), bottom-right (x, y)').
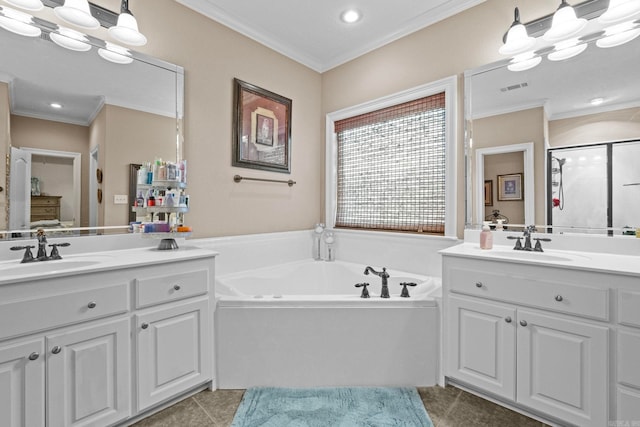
top-left (0, 259), bottom-right (101, 277)
top-left (486, 249), bottom-right (590, 263)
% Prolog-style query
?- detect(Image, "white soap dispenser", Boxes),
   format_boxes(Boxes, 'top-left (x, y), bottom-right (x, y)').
top-left (480, 221), bottom-right (493, 250)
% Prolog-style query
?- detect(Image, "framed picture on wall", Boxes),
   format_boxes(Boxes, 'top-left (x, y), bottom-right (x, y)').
top-left (498, 173), bottom-right (523, 201)
top-left (232, 78), bottom-right (292, 173)
top-left (484, 180), bottom-right (493, 206)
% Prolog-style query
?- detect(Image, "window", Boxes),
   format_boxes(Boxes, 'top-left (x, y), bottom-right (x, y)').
top-left (326, 77), bottom-right (456, 236)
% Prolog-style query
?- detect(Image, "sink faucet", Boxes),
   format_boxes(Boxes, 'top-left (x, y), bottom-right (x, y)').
top-left (522, 225), bottom-right (535, 251)
top-left (507, 225), bottom-right (551, 252)
top-left (364, 266), bottom-right (390, 298)
top-left (10, 229), bottom-right (70, 263)
top-left (36, 229), bottom-right (48, 260)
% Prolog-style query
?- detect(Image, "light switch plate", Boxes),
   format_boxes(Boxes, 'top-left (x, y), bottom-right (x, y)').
top-left (114, 194), bottom-right (128, 204)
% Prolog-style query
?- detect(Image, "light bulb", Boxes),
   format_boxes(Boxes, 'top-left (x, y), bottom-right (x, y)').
top-left (54, 0), bottom-right (99, 29)
top-left (3, 0), bottom-right (43, 11)
top-left (50, 26), bottom-right (91, 51)
top-left (0, 6), bottom-right (41, 37)
top-left (108, 11), bottom-right (146, 46)
top-left (543, 1), bottom-right (587, 42)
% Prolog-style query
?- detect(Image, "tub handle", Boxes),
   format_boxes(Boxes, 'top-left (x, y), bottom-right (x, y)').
top-left (355, 283), bottom-right (370, 298)
top-left (400, 282), bottom-right (417, 298)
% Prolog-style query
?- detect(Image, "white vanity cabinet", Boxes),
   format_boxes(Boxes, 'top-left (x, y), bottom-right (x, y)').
top-left (0, 249), bottom-right (216, 427)
top-left (443, 254), bottom-right (612, 427)
top-left (617, 289), bottom-right (640, 422)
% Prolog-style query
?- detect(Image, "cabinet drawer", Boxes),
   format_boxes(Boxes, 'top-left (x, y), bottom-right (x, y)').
top-left (618, 290), bottom-right (640, 328)
top-left (0, 282), bottom-right (129, 340)
top-left (449, 267), bottom-right (608, 321)
top-left (135, 269), bottom-right (208, 308)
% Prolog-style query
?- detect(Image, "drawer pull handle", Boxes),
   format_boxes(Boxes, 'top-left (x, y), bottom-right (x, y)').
top-left (505, 317), bottom-right (512, 323)
top-left (141, 323), bottom-right (149, 330)
top-left (51, 346), bottom-right (61, 354)
top-left (28, 352), bottom-right (40, 361)
top-left (555, 295), bottom-right (563, 302)
top-left (173, 285), bottom-right (181, 291)
top-left (87, 301), bottom-right (97, 309)
top-left (519, 320), bottom-right (528, 327)
top-left (475, 282), bottom-right (483, 288)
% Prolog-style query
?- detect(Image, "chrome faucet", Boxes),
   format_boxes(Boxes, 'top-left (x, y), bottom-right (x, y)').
top-left (364, 266), bottom-right (390, 298)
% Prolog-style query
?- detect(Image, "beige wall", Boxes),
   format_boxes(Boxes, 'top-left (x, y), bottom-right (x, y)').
top-left (10, 115), bottom-right (90, 227)
top-left (473, 108), bottom-right (546, 225)
top-left (483, 152), bottom-right (524, 224)
top-left (549, 107), bottom-right (640, 147)
top-left (0, 82), bottom-right (8, 230)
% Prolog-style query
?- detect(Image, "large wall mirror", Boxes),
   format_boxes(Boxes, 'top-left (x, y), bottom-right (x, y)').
top-left (465, 3), bottom-right (640, 235)
top-left (0, 7), bottom-right (184, 239)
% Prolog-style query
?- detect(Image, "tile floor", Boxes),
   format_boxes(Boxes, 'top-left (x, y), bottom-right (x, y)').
top-left (132, 385), bottom-right (550, 426)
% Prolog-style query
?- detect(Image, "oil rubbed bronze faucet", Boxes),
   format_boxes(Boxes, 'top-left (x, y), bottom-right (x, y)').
top-left (10, 229), bottom-right (70, 263)
top-left (364, 266), bottom-right (390, 298)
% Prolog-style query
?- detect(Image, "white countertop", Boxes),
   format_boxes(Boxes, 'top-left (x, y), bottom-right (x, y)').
top-left (0, 245), bottom-right (218, 285)
top-left (441, 243), bottom-right (640, 277)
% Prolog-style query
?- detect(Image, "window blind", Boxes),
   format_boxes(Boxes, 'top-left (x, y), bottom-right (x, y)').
top-left (335, 92), bottom-right (446, 234)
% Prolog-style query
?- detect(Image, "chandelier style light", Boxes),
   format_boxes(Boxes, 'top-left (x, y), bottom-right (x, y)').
top-left (108, 0), bottom-right (146, 46)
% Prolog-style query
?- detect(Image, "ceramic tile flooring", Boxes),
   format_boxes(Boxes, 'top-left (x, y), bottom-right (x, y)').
top-left (132, 385), bottom-right (550, 426)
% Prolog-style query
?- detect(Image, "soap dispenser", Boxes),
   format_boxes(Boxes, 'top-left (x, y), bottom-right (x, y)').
top-left (480, 221), bottom-right (493, 250)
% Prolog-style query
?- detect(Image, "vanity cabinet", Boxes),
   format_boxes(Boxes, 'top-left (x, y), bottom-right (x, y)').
top-left (616, 289), bottom-right (640, 422)
top-left (444, 254), bottom-right (611, 427)
top-left (0, 249), bottom-right (216, 427)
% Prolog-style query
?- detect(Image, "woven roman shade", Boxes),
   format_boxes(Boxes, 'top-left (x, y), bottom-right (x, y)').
top-left (334, 92), bottom-right (446, 234)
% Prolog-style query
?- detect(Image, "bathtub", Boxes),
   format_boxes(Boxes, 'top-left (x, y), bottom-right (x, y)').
top-left (215, 260), bottom-right (441, 388)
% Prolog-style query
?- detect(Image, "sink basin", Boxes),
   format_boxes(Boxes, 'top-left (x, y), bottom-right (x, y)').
top-left (0, 259), bottom-right (101, 277)
top-left (485, 249), bottom-right (590, 263)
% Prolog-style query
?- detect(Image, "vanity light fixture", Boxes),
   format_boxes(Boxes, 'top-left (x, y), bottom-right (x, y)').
top-left (547, 38), bottom-right (587, 61)
top-left (98, 41), bottom-right (133, 64)
top-left (543, 0), bottom-right (587, 42)
top-left (507, 52), bottom-right (542, 72)
top-left (2, 0), bottom-right (42, 11)
top-left (499, 7), bottom-right (536, 56)
top-left (0, 6), bottom-right (41, 37)
top-left (598, 0), bottom-right (640, 25)
top-left (340, 9), bottom-right (361, 24)
top-left (54, 0), bottom-right (99, 30)
top-left (596, 21), bottom-right (640, 48)
top-left (108, 0), bottom-right (146, 46)
top-left (50, 26), bottom-right (91, 51)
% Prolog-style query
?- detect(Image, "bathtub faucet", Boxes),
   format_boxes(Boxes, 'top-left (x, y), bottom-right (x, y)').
top-left (364, 266), bottom-right (390, 298)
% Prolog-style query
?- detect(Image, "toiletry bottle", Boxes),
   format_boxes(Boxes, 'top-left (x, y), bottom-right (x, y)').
top-left (480, 221), bottom-right (493, 250)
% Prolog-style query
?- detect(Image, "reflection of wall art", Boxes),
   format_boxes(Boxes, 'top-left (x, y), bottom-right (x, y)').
top-left (31, 177), bottom-right (40, 196)
top-left (498, 173), bottom-right (522, 201)
top-left (233, 78), bottom-right (292, 173)
top-left (96, 168), bottom-right (103, 183)
top-left (484, 180), bottom-right (493, 206)
top-left (97, 188), bottom-right (102, 204)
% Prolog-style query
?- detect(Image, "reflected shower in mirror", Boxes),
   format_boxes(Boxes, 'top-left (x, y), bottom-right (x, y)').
top-left (0, 6), bottom-right (184, 239)
top-left (465, 6), bottom-right (640, 235)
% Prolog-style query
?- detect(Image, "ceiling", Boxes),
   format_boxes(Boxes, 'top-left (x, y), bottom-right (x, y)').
top-left (176, 0), bottom-right (485, 72)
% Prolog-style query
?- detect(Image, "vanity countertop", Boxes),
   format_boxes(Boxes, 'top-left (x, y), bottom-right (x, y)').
top-left (441, 243), bottom-right (640, 277)
top-left (0, 245), bottom-right (219, 286)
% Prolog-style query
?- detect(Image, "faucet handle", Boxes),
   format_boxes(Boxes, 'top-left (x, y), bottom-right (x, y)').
top-left (399, 282), bottom-right (417, 298)
top-left (355, 283), bottom-right (370, 298)
top-left (533, 237), bottom-right (552, 252)
top-left (10, 245), bottom-right (36, 263)
top-left (506, 236), bottom-right (523, 250)
top-left (48, 242), bottom-right (70, 260)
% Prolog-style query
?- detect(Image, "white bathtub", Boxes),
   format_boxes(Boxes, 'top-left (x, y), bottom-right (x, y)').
top-left (215, 260), bottom-right (441, 388)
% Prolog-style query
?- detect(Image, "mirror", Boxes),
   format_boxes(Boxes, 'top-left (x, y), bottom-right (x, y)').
top-left (0, 8), bottom-right (183, 238)
top-left (465, 16), bottom-right (640, 234)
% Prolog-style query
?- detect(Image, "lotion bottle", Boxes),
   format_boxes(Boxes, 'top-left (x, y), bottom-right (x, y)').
top-left (480, 221), bottom-right (493, 250)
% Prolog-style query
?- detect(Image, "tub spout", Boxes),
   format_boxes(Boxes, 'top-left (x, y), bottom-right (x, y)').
top-left (364, 266), bottom-right (390, 298)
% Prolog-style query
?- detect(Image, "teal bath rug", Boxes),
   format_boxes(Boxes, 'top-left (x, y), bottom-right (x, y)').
top-left (231, 387), bottom-right (434, 427)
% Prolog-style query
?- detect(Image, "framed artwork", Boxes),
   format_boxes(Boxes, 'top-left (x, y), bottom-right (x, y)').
top-left (233, 78), bottom-right (292, 173)
top-left (498, 173), bottom-right (523, 201)
top-left (484, 180), bottom-right (493, 206)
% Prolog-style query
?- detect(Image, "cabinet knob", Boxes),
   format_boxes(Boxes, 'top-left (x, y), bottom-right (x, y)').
top-left (28, 352), bottom-right (40, 360)
top-left (505, 317), bottom-right (512, 323)
top-left (555, 295), bottom-right (563, 302)
top-left (141, 323), bottom-right (149, 330)
top-left (87, 301), bottom-right (97, 309)
top-left (173, 284), bottom-right (181, 291)
top-left (51, 346), bottom-right (62, 354)
top-left (475, 282), bottom-right (483, 288)
top-left (519, 320), bottom-right (528, 327)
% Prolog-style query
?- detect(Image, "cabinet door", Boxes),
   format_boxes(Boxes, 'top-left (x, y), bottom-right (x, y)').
top-left (136, 297), bottom-right (210, 412)
top-left (47, 318), bottom-right (131, 427)
top-left (516, 309), bottom-right (608, 427)
top-left (0, 338), bottom-right (45, 427)
top-left (447, 295), bottom-right (516, 400)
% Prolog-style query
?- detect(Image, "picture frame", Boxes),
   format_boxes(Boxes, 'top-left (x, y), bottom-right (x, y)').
top-left (497, 173), bottom-right (523, 201)
top-left (233, 78), bottom-right (292, 173)
top-left (484, 180), bottom-right (493, 206)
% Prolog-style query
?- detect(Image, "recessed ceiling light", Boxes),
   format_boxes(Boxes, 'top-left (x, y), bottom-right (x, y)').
top-left (590, 97), bottom-right (604, 106)
top-left (340, 9), bottom-right (361, 24)
top-left (50, 103), bottom-right (62, 109)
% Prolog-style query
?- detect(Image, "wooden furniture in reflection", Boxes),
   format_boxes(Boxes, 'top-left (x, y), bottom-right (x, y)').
top-left (31, 195), bottom-right (61, 222)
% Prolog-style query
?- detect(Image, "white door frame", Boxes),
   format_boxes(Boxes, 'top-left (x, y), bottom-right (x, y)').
top-left (89, 146), bottom-right (99, 229)
top-left (21, 147), bottom-right (81, 227)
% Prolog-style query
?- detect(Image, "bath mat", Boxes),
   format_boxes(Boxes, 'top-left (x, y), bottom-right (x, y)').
top-left (231, 387), bottom-right (434, 427)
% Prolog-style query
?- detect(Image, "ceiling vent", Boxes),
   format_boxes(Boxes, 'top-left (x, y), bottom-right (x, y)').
top-left (500, 82), bottom-right (529, 92)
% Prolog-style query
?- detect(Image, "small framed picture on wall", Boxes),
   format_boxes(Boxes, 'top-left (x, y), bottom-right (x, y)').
top-left (497, 173), bottom-right (523, 201)
top-left (484, 180), bottom-right (493, 206)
